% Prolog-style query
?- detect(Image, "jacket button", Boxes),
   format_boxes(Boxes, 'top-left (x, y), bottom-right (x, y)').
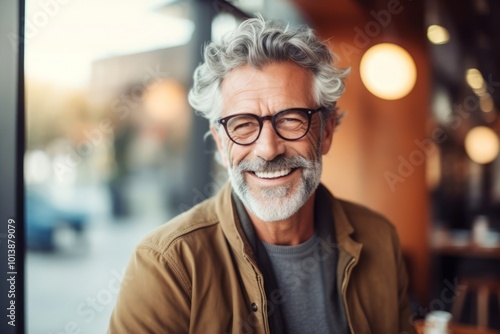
top-left (251, 303), bottom-right (258, 312)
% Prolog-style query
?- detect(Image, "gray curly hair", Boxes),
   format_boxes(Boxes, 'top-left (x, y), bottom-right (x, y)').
top-left (188, 16), bottom-right (350, 125)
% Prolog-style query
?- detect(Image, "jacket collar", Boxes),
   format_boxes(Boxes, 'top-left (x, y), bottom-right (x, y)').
top-left (215, 182), bottom-right (364, 333)
top-left (330, 192), bottom-right (363, 262)
top-left (215, 183), bottom-right (257, 265)
top-left (215, 182), bottom-right (362, 264)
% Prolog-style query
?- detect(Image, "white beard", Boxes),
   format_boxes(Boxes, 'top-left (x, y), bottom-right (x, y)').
top-left (229, 154), bottom-right (322, 222)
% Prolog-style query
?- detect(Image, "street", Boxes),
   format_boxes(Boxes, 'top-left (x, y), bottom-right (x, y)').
top-left (27, 217), bottom-right (160, 334)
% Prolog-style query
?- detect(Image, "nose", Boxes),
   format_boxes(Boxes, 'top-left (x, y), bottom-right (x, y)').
top-left (253, 120), bottom-right (285, 161)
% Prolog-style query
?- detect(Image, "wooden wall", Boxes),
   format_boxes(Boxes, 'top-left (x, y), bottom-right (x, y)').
top-left (296, 0), bottom-right (431, 303)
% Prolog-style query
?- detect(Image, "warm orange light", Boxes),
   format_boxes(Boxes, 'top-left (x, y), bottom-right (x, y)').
top-left (427, 25), bottom-right (449, 45)
top-left (465, 126), bottom-right (499, 164)
top-left (465, 68), bottom-right (484, 91)
top-left (142, 79), bottom-right (189, 124)
top-left (426, 142), bottom-right (441, 190)
top-left (360, 43), bottom-right (417, 100)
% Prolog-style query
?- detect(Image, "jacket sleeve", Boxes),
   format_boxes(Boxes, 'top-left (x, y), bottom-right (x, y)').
top-left (108, 245), bottom-right (191, 333)
top-left (393, 231), bottom-right (417, 334)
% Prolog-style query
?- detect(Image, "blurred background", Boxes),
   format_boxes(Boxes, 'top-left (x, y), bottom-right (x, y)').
top-left (15, 0), bottom-right (500, 332)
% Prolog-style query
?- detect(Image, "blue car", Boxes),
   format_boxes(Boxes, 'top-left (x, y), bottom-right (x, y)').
top-left (25, 188), bottom-right (88, 251)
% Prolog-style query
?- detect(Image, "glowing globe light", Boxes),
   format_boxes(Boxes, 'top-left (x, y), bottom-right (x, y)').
top-left (360, 43), bottom-right (417, 100)
top-left (465, 68), bottom-right (484, 91)
top-left (427, 25), bottom-right (450, 45)
top-left (465, 126), bottom-right (499, 164)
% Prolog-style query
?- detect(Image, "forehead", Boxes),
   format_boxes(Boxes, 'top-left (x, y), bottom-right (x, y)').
top-left (220, 62), bottom-right (315, 115)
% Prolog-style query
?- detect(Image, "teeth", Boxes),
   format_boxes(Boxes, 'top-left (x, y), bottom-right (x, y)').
top-left (254, 169), bottom-right (292, 179)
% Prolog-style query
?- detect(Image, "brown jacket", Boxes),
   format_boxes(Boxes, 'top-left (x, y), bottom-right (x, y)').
top-left (109, 183), bottom-right (416, 334)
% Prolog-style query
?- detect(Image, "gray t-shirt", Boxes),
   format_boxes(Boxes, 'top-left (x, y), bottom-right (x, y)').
top-left (262, 235), bottom-right (331, 334)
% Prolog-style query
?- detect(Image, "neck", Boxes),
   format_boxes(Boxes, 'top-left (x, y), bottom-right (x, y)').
top-left (247, 194), bottom-right (316, 246)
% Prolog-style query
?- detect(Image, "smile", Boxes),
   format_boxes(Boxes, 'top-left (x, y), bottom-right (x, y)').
top-left (254, 168), bottom-right (293, 179)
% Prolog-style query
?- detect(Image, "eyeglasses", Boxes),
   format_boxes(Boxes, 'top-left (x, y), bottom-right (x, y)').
top-left (217, 107), bottom-right (324, 146)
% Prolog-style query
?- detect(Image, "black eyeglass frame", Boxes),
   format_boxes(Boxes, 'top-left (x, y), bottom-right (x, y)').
top-left (217, 107), bottom-right (325, 146)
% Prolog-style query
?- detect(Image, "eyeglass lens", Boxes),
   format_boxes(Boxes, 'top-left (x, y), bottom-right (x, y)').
top-left (225, 109), bottom-right (311, 145)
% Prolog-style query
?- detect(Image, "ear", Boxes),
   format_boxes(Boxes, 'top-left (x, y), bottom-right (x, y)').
top-left (320, 115), bottom-right (336, 155)
top-left (211, 126), bottom-right (229, 168)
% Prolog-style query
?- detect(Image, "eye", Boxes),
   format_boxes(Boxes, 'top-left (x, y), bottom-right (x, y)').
top-left (227, 115), bottom-right (259, 134)
top-left (278, 117), bottom-right (303, 125)
top-left (233, 121), bottom-right (257, 131)
top-left (276, 110), bottom-right (308, 129)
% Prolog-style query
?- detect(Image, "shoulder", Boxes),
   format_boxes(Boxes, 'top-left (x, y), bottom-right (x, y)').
top-left (333, 197), bottom-right (400, 246)
top-left (317, 184), bottom-right (396, 236)
top-left (337, 199), bottom-right (395, 230)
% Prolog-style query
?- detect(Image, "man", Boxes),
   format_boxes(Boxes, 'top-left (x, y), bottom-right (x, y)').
top-left (109, 17), bottom-right (415, 334)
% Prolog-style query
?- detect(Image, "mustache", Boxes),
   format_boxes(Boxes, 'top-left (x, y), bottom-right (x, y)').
top-left (234, 155), bottom-right (314, 172)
